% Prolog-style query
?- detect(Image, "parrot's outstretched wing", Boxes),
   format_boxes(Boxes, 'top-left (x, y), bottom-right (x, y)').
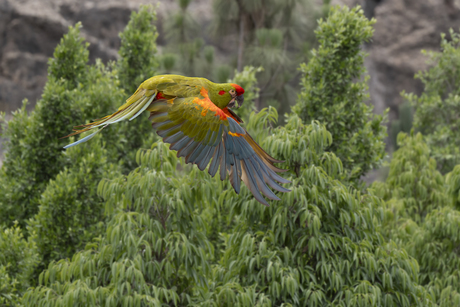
top-left (63, 82), bottom-right (290, 205)
top-left (149, 88), bottom-right (290, 206)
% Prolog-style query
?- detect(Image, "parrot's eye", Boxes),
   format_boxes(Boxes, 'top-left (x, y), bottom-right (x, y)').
top-left (229, 89), bottom-right (236, 95)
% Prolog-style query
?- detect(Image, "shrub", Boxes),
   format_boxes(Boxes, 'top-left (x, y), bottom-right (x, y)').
top-left (294, 6), bottom-right (387, 184)
top-left (405, 29), bottom-right (460, 173)
top-left (0, 24), bottom-right (90, 228)
top-left (0, 224), bottom-right (39, 306)
top-left (24, 115), bottom-right (432, 306)
top-left (372, 132), bottom-right (460, 306)
top-left (28, 134), bottom-right (122, 272)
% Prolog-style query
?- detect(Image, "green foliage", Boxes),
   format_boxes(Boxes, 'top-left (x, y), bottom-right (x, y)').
top-left (389, 102), bottom-right (414, 150)
top-left (0, 224), bottom-right (39, 306)
top-left (410, 207), bottom-right (460, 307)
top-left (447, 165), bottom-right (460, 209)
top-left (24, 108), bottom-right (432, 306)
top-left (118, 5), bottom-right (159, 94)
top-left (23, 142), bottom-right (215, 306)
top-left (0, 6), bottom-right (161, 300)
top-left (4, 3), bottom-right (456, 306)
top-left (0, 29), bottom-right (131, 230)
top-left (28, 135), bottom-right (122, 272)
top-left (228, 66), bottom-right (263, 121)
top-left (372, 132), bottom-right (460, 306)
top-left (294, 6), bottom-right (387, 183)
top-left (373, 132), bottom-right (447, 226)
top-left (404, 29), bottom-right (460, 173)
top-left (0, 24), bottom-right (91, 228)
top-left (48, 23), bottom-right (89, 86)
top-left (0, 6), bottom-right (160, 230)
top-left (0, 266), bottom-right (22, 307)
top-left (211, 116), bottom-right (431, 306)
top-left (115, 4), bottom-right (160, 172)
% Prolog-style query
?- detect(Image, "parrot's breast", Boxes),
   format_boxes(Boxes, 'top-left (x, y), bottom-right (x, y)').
top-left (189, 87), bottom-right (228, 120)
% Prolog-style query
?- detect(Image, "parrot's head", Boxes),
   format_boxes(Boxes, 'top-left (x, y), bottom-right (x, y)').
top-left (228, 83), bottom-right (245, 109)
top-left (210, 83), bottom-right (245, 109)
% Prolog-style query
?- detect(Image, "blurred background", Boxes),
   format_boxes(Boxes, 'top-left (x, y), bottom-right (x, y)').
top-left (1, 0), bottom-right (459, 170)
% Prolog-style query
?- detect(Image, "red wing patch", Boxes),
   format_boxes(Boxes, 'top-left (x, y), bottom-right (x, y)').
top-left (192, 87), bottom-right (228, 120)
top-left (156, 91), bottom-right (165, 100)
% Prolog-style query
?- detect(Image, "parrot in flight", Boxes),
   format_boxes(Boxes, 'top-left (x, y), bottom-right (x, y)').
top-left (63, 75), bottom-right (290, 205)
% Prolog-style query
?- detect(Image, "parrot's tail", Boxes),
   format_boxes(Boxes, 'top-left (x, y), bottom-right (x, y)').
top-left (61, 89), bottom-right (157, 148)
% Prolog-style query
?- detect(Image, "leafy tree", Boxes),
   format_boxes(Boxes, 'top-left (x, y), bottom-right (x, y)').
top-left (404, 29), bottom-right (460, 173)
top-left (294, 6), bottom-right (387, 183)
top-left (228, 66), bottom-right (263, 121)
top-left (379, 29), bottom-right (460, 303)
top-left (115, 4), bottom-right (160, 172)
top-left (372, 132), bottom-right (447, 226)
top-left (0, 24), bottom-right (94, 228)
top-left (28, 134), bottom-right (122, 274)
top-left (389, 101), bottom-right (414, 150)
top-left (411, 207), bottom-right (460, 307)
top-left (0, 5), bottom-right (159, 297)
top-left (372, 132), bottom-right (460, 306)
top-left (23, 114), bottom-right (434, 306)
top-left (0, 224), bottom-right (39, 306)
top-left (22, 6), bottom-right (435, 306)
top-left (23, 141), bottom-right (216, 306)
top-left (206, 114), bottom-right (431, 306)
top-left (0, 5), bottom-right (159, 230)
top-left (26, 4), bottom-right (157, 273)
top-left (118, 5), bottom-right (159, 95)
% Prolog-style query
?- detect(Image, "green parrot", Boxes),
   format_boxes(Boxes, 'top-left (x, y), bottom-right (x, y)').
top-left (64, 74), bottom-right (290, 205)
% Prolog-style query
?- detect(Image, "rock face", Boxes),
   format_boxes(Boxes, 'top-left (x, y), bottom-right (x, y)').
top-left (1, 0), bottom-right (460, 120)
top-left (0, 0), bottom-right (135, 113)
top-left (368, 0), bottom-right (460, 119)
top-left (0, 0), bottom-right (212, 114)
top-left (333, 0), bottom-right (460, 120)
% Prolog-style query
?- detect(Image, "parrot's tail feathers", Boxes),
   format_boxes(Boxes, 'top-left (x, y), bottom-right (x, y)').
top-left (62, 91), bottom-right (156, 148)
top-left (63, 125), bottom-right (107, 149)
top-left (97, 93), bottom-right (156, 126)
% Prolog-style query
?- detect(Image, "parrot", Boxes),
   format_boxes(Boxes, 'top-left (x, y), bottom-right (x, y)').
top-left (63, 74), bottom-right (290, 205)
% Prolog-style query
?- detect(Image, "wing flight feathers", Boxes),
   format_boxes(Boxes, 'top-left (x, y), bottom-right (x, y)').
top-left (63, 75), bottom-right (290, 205)
top-left (148, 95), bottom-right (290, 206)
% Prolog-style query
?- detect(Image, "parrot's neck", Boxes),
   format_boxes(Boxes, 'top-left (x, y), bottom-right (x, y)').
top-left (206, 89), bottom-right (230, 109)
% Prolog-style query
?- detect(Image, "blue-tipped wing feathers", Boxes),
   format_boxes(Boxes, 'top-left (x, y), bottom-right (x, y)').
top-left (151, 97), bottom-right (290, 206)
top-left (63, 84), bottom-right (290, 205)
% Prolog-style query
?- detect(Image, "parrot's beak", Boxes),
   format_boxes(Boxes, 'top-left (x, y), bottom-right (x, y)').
top-left (235, 94), bottom-right (244, 108)
top-left (228, 94), bottom-right (244, 109)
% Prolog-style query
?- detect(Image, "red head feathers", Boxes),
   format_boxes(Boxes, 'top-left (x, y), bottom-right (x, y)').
top-left (231, 83), bottom-right (245, 96)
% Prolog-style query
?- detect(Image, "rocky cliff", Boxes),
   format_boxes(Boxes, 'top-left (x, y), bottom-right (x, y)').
top-left (0, 0), bottom-right (212, 114)
top-left (333, 0), bottom-right (460, 120)
top-left (1, 0), bottom-right (460, 121)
